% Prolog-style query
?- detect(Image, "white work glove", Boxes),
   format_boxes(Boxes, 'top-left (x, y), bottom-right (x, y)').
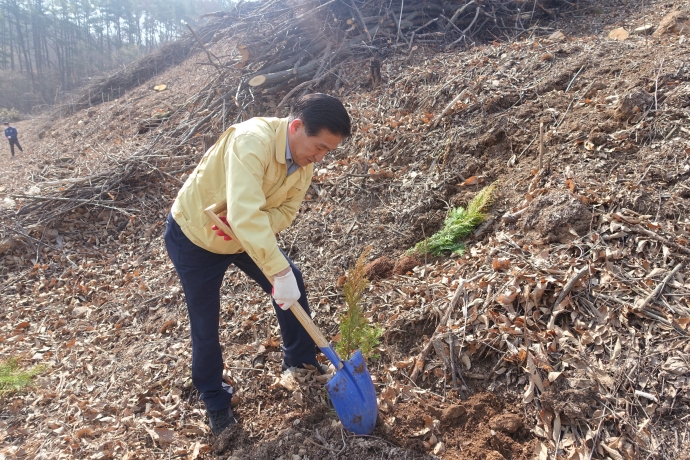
top-left (272, 269), bottom-right (301, 310)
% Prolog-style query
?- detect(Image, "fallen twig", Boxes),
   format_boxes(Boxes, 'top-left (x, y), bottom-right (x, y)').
top-left (636, 263), bottom-right (683, 311)
top-left (184, 21), bottom-right (222, 71)
top-left (502, 206), bottom-right (528, 223)
top-left (348, 0), bottom-right (373, 43)
top-left (408, 273), bottom-right (487, 383)
top-left (632, 225), bottom-right (690, 256)
top-left (553, 265), bottom-right (590, 310)
top-left (430, 88), bottom-right (468, 129)
top-left (548, 265), bottom-right (590, 328)
top-left (538, 121), bottom-right (544, 170)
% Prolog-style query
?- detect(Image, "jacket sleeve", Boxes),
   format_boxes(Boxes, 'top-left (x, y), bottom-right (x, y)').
top-left (265, 174), bottom-right (312, 234)
top-left (225, 134), bottom-right (290, 276)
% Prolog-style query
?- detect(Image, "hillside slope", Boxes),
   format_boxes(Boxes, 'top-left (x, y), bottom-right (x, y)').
top-left (1, 1), bottom-right (689, 459)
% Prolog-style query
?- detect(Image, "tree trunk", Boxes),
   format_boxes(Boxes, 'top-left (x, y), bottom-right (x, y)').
top-left (10, 2), bottom-right (35, 89)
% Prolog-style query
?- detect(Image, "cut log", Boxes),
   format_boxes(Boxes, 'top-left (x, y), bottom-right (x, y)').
top-left (261, 75), bottom-right (313, 95)
top-left (248, 56), bottom-right (322, 87)
top-left (235, 42), bottom-right (274, 66)
top-left (256, 42), bottom-right (329, 75)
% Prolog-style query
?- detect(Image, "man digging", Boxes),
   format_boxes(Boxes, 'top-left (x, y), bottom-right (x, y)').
top-left (3, 121), bottom-right (23, 157)
top-left (165, 94), bottom-right (351, 436)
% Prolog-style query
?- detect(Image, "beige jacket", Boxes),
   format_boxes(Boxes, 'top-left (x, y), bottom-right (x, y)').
top-left (171, 117), bottom-right (313, 276)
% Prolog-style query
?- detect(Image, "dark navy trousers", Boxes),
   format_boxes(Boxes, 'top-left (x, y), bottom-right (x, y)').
top-left (164, 214), bottom-right (317, 411)
top-left (8, 137), bottom-right (22, 156)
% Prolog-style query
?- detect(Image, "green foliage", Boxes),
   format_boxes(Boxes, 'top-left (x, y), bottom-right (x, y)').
top-left (410, 182), bottom-right (497, 256)
top-left (0, 358), bottom-right (46, 397)
top-left (0, 0), bottom-right (240, 110)
top-left (336, 246), bottom-right (382, 360)
top-left (0, 107), bottom-right (22, 122)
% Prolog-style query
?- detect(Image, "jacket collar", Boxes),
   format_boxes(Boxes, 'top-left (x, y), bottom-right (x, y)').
top-left (275, 118), bottom-right (288, 165)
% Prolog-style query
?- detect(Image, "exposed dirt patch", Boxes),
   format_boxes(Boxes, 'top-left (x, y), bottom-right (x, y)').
top-left (364, 256), bottom-right (395, 280)
top-left (211, 424), bottom-right (248, 455)
top-left (393, 254), bottom-right (421, 275)
top-left (381, 392), bottom-right (533, 459)
top-left (612, 89), bottom-right (654, 121)
top-left (517, 191), bottom-right (593, 243)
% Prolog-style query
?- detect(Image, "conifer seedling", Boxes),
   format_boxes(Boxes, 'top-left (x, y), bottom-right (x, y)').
top-left (336, 246), bottom-right (382, 360)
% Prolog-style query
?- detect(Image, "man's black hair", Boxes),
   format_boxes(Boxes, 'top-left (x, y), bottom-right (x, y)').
top-left (289, 93), bottom-right (351, 138)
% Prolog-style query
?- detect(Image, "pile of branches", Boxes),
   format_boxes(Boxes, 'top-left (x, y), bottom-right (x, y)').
top-left (204, 0), bottom-right (574, 100)
top-left (153, 0), bottom-right (579, 144)
top-left (60, 0), bottom-right (576, 117)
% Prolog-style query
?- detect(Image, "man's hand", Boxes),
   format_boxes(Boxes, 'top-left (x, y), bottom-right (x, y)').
top-left (211, 216), bottom-right (233, 241)
top-left (272, 269), bottom-right (301, 310)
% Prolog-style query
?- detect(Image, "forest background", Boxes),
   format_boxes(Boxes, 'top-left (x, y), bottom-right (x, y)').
top-left (0, 0), bottom-right (235, 115)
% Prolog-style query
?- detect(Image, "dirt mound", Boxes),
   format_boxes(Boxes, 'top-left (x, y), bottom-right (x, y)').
top-left (393, 255), bottom-right (422, 275)
top-left (653, 10), bottom-right (690, 37)
top-left (517, 191), bottom-right (593, 243)
top-left (612, 89), bottom-right (654, 121)
top-left (489, 414), bottom-right (523, 434)
top-left (364, 256), bottom-right (395, 279)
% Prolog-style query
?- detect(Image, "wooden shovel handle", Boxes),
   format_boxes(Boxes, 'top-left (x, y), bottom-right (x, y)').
top-left (203, 202), bottom-right (330, 349)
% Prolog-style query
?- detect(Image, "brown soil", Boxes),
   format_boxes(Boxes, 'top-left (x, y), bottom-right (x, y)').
top-left (393, 254), bottom-right (422, 275)
top-left (518, 190), bottom-right (593, 243)
top-left (364, 256), bottom-right (395, 280)
top-left (381, 392), bottom-right (534, 459)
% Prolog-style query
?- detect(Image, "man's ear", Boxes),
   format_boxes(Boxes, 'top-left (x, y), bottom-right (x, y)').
top-left (288, 119), bottom-right (303, 135)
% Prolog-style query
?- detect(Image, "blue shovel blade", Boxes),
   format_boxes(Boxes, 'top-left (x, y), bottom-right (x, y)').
top-left (322, 349), bottom-right (378, 435)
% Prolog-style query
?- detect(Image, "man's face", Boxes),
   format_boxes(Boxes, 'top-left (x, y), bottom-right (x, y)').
top-left (288, 119), bottom-right (344, 167)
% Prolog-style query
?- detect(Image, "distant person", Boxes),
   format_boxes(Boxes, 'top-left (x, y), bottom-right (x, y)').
top-left (3, 122), bottom-right (23, 157)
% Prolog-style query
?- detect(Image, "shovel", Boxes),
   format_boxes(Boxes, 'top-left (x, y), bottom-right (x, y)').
top-left (204, 202), bottom-right (378, 435)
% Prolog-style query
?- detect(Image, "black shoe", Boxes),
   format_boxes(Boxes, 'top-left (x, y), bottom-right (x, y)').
top-left (282, 361), bottom-right (329, 375)
top-left (207, 406), bottom-right (237, 435)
